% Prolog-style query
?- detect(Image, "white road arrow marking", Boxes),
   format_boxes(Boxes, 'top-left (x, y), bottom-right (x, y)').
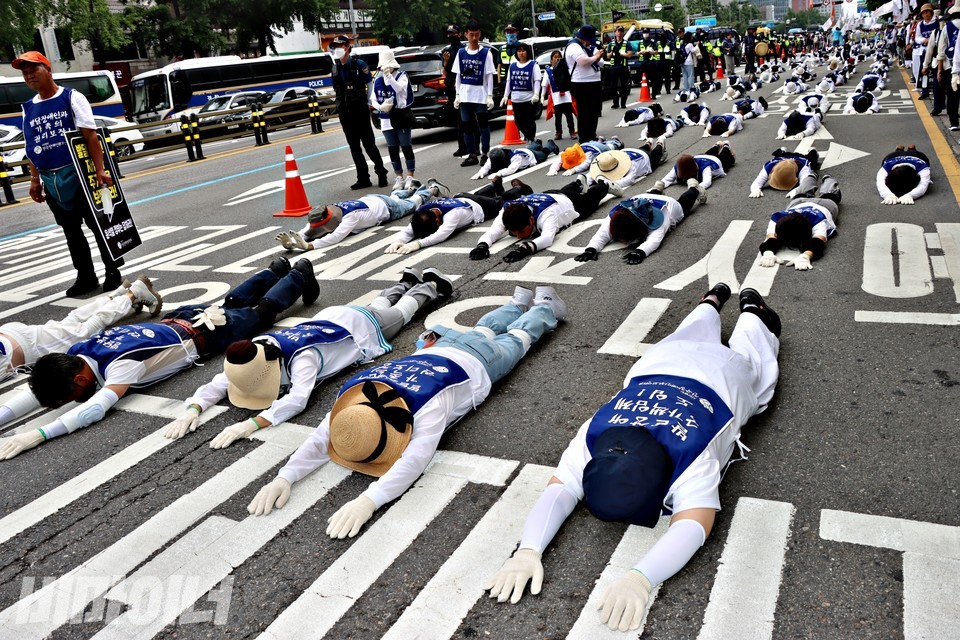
top-left (819, 142), bottom-right (871, 169)
top-left (794, 124), bottom-right (833, 154)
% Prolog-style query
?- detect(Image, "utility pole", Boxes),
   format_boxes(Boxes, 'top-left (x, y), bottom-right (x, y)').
top-left (347, 0), bottom-right (357, 39)
top-left (530, 0), bottom-right (538, 36)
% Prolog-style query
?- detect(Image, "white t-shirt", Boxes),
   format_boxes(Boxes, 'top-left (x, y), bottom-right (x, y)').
top-left (565, 41), bottom-right (602, 83)
top-left (452, 46), bottom-right (497, 104)
top-left (24, 86), bottom-right (96, 129)
top-left (392, 201), bottom-right (484, 248)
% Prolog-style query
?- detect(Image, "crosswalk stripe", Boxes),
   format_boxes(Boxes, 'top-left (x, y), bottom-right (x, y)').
top-left (597, 297), bottom-right (671, 358)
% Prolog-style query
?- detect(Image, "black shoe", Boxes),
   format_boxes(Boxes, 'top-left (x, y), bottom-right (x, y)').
top-left (699, 282), bottom-right (732, 312)
top-left (930, 109), bottom-right (942, 116)
top-left (544, 139), bottom-right (560, 156)
top-left (460, 155), bottom-right (479, 167)
top-left (269, 256), bottom-right (291, 278)
top-left (453, 149), bottom-right (467, 157)
top-left (480, 153), bottom-right (488, 165)
top-left (351, 178), bottom-right (372, 190)
top-left (611, 103), bottom-right (620, 109)
top-left (739, 288), bottom-right (781, 338)
top-left (376, 169), bottom-right (389, 188)
top-left (400, 267), bottom-right (423, 288)
top-left (101, 269), bottom-right (122, 293)
top-left (423, 268), bottom-right (454, 298)
top-left (66, 276), bottom-right (99, 298)
top-left (490, 175), bottom-right (505, 196)
top-left (511, 179), bottom-right (533, 196)
top-left (294, 258), bottom-right (320, 305)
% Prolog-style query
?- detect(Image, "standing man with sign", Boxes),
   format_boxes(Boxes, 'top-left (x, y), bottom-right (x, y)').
top-left (14, 51), bottom-right (125, 297)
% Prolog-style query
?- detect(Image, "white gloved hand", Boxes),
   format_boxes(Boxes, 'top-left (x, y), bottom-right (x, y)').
top-left (0, 430), bottom-right (45, 460)
top-left (776, 132), bottom-right (786, 140)
top-left (531, 94), bottom-right (540, 104)
top-left (486, 95), bottom-right (495, 109)
top-left (653, 180), bottom-right (666, 191)
top-left (500, 96), bottom-right (509, 108)
top-left (789, 252), bottom-right (813, 270)
top-left (899, 194), bottom-right (915, 205)
top-left (247, 477), bottom-right (292, 516)
top-left (396, 240), bottom-right (421, 254)
top-left (454, 96), bottom-right (461, 109)
top-left (471, 170), bottom-right (484, 180)
top-left (326, 495), bottom-right (376, 539)
top-left (191, 306), bottom-right (226, 331)
top-left (702, 129), bottom-right (711, 137)
top-left (546, 168), bottom-right (558, 176)
top-left (790, 133), bottom-right (805, 140)
top-left (489, 171), bottom-right (500, 180)
top-left (598, 570), bottom-right (653, 631)
top-left (210, 420), bottom-right (258, 449)
top-left (759, 250), bottom-right (779, 267)
top-left (615, 121), bottom-right (628, 128)
top-left (720, 132), bottom-right (730, 138)
top-left (785, 187), bottom-right (800, 199)
top-left (485, 549), bottom-right (544, 604)
top-left (882, 194), bottom-right (899, 205)
top-left (384, 242), bottom-right (405, 254)
top-left (953, 74), bottom-right (960, 92)
top-left (562, 169), bottom-right (576, 176)
top-left (379, 99), bottom-right (394, 113)
top-left (749, 189), bottom-right (764, 198)
top-left (163, 407), bottom-right (201, 439)
top-left (686, 178), bottom-right (699, 188)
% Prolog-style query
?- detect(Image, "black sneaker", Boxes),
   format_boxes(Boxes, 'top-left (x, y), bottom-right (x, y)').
top-left (350, 178), bottom-right (372, 190)
top-left (699, 282), bottom-right (731, 311)
top-left (480, 153), bottom-right (488, 165)
top-left (739, 288), bottom-right (781, 337)
top-left (101, 269), bottom-right (123, 293)
top-left (453, 149), bottom-right (467, 157)
top-left (510, 179), bottom-right (533, 196)
top-left (423, 268), bottom-right (454, 298)
top-left (376, 169), bottom-right (389, 188)
top-left (269, 256), bottom-right (291, 277)
top-left (66, 276), bottom-right (100, 298)
top-left (460, 155), bottom-right (479, 167)
top-left (400, 267), bottom-right (423, 288)
top-left (294, 258), bottom-right (320, 305)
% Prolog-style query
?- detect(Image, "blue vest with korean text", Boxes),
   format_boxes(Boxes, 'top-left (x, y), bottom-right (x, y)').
top-left (919, 19), bottom-right (937, 40)
top-left (764, 156), bottom-right (809, 177)
top-left (585, 374), bottom-right (734, 506)
top-left (333, 199), bottom-right (371, 217)
top-left (340, 353), bottom-right (469, 415)
top-left (581, 142), bottom-right (606, 155)
top-left (416, 197), bottom-right (472, 215)
top-left (266, 320), bottom-right (356, 377)
top-left (946, 21), bottom-right (959, 58)
top-left (882, 154), bottom-right (929, 174)
top-left (609, 195), bottom-right (670, 217)
top-left (693, 155), bottom-right (722, 175)
top-left (68, 323), bottom-right (184, 385)
top-left (513, 193), bottom-right (557, 220)
top-left (772, 205), bottom-right (835, 237)
top-left (624, 149), bottom-right (646, 163)
top-left (457, 47), bottom-right (489, 86)
top-left (509, 62), bottom-right (534, 92)
top-left (373, 72), bottom-right (414, 124)
top-left (22, 87), bottom-right (76, 170)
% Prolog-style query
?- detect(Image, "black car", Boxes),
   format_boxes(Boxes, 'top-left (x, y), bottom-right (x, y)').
top-left (371, 44), bottom-right (541, 130)
top-left (261, 86), bottom-right (334, 126)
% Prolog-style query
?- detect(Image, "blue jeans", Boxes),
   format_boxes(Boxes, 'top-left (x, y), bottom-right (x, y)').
top-left (433, 304), bottom-right (557, 384)
top-left (382, 127), bottom-right (415, 173)
top-left (682, 64), bottom-right (695, 91)
top-left (162, 269), bottom-right (305, 356)
top-left (371, 185), bottom-right (433, 220)
top-left (459, 102), bottom-right (491, 156)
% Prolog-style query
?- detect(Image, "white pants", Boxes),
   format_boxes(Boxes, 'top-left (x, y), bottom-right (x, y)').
top-left (1, 295), bottom-right (133, 365)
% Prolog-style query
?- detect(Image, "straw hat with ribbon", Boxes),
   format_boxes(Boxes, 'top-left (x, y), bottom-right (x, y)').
top-left (589, 150), bottom-right (633, 183)
top-left (328, 380), bottom-right (414, 477)
top-left (769, 159), bottom-right (799, 190)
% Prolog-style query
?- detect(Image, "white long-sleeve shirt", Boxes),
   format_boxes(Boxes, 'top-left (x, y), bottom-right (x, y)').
top-left (391, 198), bottom-right (485, 248)
top-left (299, 196), bottom-right (391, 250)
top-left (661, 155), bottom-right (725, 189)
top-left (478, 193), bottom-right (578, 252)
top-left (276, 345), bottom-right (491, 509)
top-left (876, 155), bottom-right (932, 200)
top-left (777, 112), bottom-right (821, 137)
top-left (843, 91), bottom-right (880, 114)
top-left (586, 194), bottom-right (685, 257)
top-left (678, 104), bottom-right (710, 126)
top-left (750, 156), bottom-right (816, 194)
top-left (477, 147), bottom-right (538, 178)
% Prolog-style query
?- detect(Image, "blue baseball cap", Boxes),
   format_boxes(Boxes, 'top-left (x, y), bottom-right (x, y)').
top-left (582, 427), bottom-right (672, 528)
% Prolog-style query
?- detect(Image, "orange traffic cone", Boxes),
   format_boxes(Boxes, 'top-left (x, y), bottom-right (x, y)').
top-left (638, 73), bottom-right (652, 103)
top-left (499, 99), bottom-right (525, 145)
top-left (274, 145), bottom-right (312, 217)
top-left (716, 60), bottom-right (725, 79)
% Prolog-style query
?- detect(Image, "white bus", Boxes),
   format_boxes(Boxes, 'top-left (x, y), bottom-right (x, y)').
top-left (0, 70), bottom-right (124, 129)
top-left (126, 53), bottom-right (334, 137)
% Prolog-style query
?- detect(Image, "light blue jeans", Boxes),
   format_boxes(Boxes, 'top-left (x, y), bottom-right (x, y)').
top-left (432, 303), bottom-right (558, 383)
top-left (682, 64), bottom-right (695, 91)
top-left (371, 185), bottom-right (434, 220)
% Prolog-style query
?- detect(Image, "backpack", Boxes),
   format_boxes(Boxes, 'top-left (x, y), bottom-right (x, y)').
top-left (553, 47), bottom-right (573, 91)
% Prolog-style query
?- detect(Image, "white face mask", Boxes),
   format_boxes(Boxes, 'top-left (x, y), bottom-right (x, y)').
top-left (332, 48), bottom-right (346, 61)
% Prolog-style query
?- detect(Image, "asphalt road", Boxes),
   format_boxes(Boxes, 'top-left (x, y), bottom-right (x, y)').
top-left (0, 61), bottom-right (958, 640)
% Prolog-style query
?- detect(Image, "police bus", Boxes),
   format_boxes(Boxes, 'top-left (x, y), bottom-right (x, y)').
top-left (125, 53), bottom-right (334, 138)
top-left (0, 70), bottom-right (124, 129)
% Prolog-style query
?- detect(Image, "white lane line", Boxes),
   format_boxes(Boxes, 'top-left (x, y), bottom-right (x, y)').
top-left (597, 298), bottom-right (671, 357)
top-left (151, 226), bottom-right (282, 272)
top-left (819, 509), bottom-right (960, 558)
top-left (0, 399), bottom-right (229, 546)
top-left (2, 423), bottom-right (312, 638)
top-left (566, 518), bottom-right (670, 640)
top-left (655, 221), bottom-right (753, 293)
top-left (261, 451), bottom-right (519, 639)
top-left (382, 463), bottom-right (555, 640)
top-left (936, 223), bottom-right (960, 303)
top-left (485, 255), bottom-right (592, 286)
top-left (854, 311), bottom-right (960, 325)
top-left (861, 223), bottom-right (933, 299)
top-left (698, 497), bottom-right (794, 640)
top-left (93, 462), bottom-right (351, 639)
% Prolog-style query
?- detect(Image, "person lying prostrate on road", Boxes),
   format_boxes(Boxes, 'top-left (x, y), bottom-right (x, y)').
top-left (654, 143), bottom-right (733, 191)
top-left (615, 103), bottom-right (664, 128)
top-left (247, 286), bottom-right (567, 540)
top-left (638, 115), bottom-right (683, 140)
top-left (485, 284), bottom-right (781, 633)
top-left (470, 180), bottom-right (615, 263)
top-left (733, 96), bottom-right (767, 119)
top-left (575, 188), bottom-right (705, 265)
top-left (166, 267), bottom-right (451, 448)
top-left (276, 179), bottom-right (449, 252)
top-left (699, 80), bottom-right (722, 94)
top-left (546, 137), bottom-right (623, 176)
top-left (384, 178), bottom-right (531, 254)
top-left (587, 143), bottom-right (666, 190)
top-left (776, 109), bottom-right (822, 139)
top-left (856, 71), bottom-right (886, 92)
top-left (471, 139), bottom-right (559, 179)
top-left (757, 175), bottom-right (842, 271)
top-left (816, 76), bottom-right (836, 93)
top-left (678, 102), bottom-right (710, 126)
top-left (749, 148), bottom-right (820, 198)
top-left (843, 91), bottom-right (880, 114)
top-left (876, 144), bottom-right (932, 205)
top-left (673, 87), bottom-right (700, 103)
top-left (0, 258), bottom-right (320, 460)
top-left (799, 93), bottom-right (831, 114)
top-left (782, 76), bottom-right (809, 94)
top-left (703, 112), bottom-right (744, 137)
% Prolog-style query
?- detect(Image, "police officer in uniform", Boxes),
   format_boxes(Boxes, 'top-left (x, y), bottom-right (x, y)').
top-left (638, 29), bottom-right (661, 99)
top-left (499, 22), bottom-right (520, 83)
top-left (330, 34), bottom-right (388, 190)
top-left (659, 31), bottom-right (676, 96)
top-left (606, 26), bottom-right (634, 109)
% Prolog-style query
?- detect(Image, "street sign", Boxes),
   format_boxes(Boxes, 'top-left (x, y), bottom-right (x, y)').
top-left (538, 11), bottom-right (556, 21)
top-left (654, 3), bottom-right (663, 11)
top-left (763, 20), bottom-right (776, 28)
top-left (695, 16), bottom-right (717, 26)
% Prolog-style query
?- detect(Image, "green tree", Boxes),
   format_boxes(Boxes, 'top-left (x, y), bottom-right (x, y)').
top-left (0, 0), bottom-right (47, 53)
top-left (368, 0), bottom-right (467, 45)
top-left (231, 0), bottom-right (339, 55)
top-left (123, 0), bottom-right (229, 60)
top-left (50, 0), bottom-right (131, 67)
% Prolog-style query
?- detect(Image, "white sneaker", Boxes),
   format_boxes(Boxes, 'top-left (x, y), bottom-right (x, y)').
top-left (509, 286), bottom-right (534, 311)
top-left (393, 175), bottom-right (405, 190)
top-left (129, 276), bottom-right (163, 317)
top-left (426, 178), bottom-right (450, 197)
top-left (108, 278), bottom-right (133, 298)
top-left (696, 184), bottom-right (707, 204)
top-left (533, 286), bottom-right (567, 320)
top-left (599, 176), bottom-right (625, 198)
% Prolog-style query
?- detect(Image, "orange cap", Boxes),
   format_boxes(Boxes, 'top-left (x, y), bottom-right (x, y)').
top-left (12, 51), bottom-right (52, 70)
